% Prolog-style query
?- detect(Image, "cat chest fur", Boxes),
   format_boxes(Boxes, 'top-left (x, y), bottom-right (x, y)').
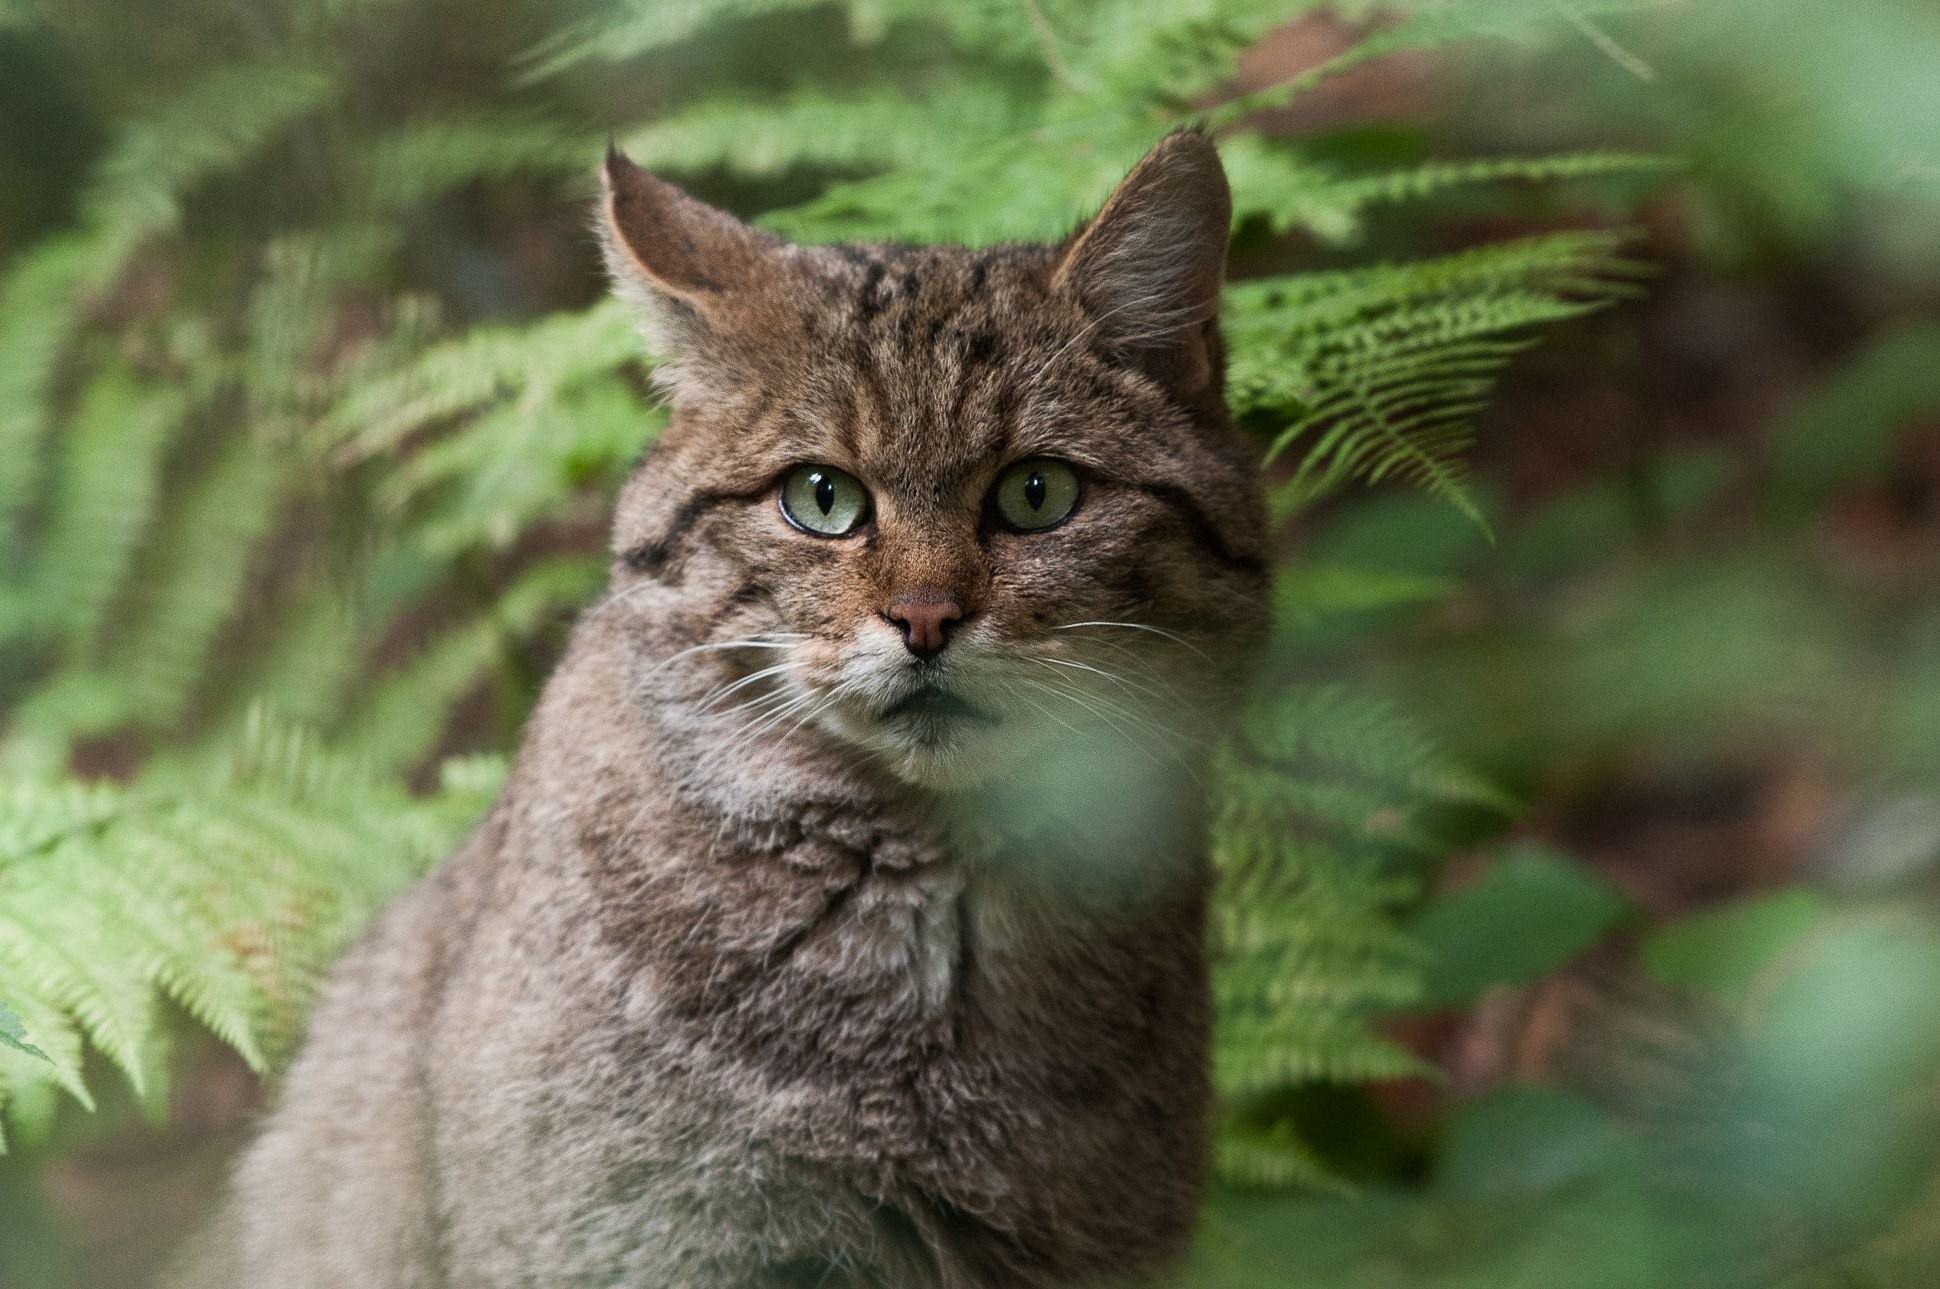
top-left (553, 797), bottom-right (1211, 1249)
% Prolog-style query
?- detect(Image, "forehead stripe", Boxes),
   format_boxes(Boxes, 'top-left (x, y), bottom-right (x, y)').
top-left (857, 262), bottom-right (887, 322)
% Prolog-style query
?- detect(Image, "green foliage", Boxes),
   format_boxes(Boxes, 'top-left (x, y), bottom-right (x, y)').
top-left (0, 0), bottom-right (1653, 1210)
top-left (1411, 845), bottom-right (1631, 1008)
top-left (1228, 229), bottom-right (1644, 527)
top-left (1767, 322), bottom-right (1940, 523)
top-left (1210, 681), bottom-right (1511, 1185)
top-left (0, 716), bottom-right (497, 1155)
top-left (0, 1002), bottom-right (45, 1063)
top-left (1643, 888), bottom-right (1828, 996)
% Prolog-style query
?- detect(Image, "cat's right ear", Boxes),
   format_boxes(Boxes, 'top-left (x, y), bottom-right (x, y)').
top-left (598, 144), bottom-right (782, 391)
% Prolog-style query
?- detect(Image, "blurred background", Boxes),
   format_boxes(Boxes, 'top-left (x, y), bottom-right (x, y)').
top-left (2, 1), bottom-right (1938, 1285)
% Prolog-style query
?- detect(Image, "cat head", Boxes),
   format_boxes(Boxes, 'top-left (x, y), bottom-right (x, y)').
top-left (597, 131), bottom-right (1268, 792)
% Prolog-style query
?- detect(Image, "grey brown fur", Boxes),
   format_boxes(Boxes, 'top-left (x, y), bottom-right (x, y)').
top-left (180, 130), bottom-right (1268, 1288)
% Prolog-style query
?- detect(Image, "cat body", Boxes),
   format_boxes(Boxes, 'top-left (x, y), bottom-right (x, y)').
top-left (191, 130), bottom-right (1268, 1288)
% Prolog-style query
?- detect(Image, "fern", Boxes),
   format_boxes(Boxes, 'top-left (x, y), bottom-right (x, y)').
top-left (0, 237), bottom-right (99, 546)
top-left (1208, 683), bottom-right (1510, 1185)
top-left (0, 0), bottom-right (1647, 1182)
top-left (0, 716), bottom-right (494, 1152)
top-left (79, 55), bottom-right (340, 258)
top-left (25, 365), bottom-right (185, 652)
top-left (1227, 230), bottom-right (1645, 526)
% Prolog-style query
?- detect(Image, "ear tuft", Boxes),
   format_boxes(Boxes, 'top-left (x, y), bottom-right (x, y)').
top-left (1053, 130), bottom-right (1231, 386)
top-left (598, 146), bottom-right (782, 376)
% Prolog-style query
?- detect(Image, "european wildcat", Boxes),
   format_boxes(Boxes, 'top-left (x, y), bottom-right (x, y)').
top-left (183, 129), bottom-right (1268, 1288)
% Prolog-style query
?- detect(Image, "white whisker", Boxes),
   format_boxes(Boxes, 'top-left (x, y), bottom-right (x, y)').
top-left (1033, 655), bottom-right (1179, 711)
top-left (698, 661), bottom-right (799, 710)
top-left (1051, 620), bottom-right (1211, 662)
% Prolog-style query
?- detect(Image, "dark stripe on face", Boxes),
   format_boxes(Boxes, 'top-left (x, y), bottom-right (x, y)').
top-left (712, 578), bottom-right (772, 621)
top-left (1114, 562), bottom-right (1158, 611)
top-left (857, 262), bottom-right (887, 322)
top-left (947, 330), bottom-right (1005, 430)
top-left (622, 482), bottom-right (770, 577)
top-left (850, 335), bottom-right (892, 445)
top-left (963, 330), bottom-right (1003, 366)
top-left (1132, 481), bottom-right (1266, 576)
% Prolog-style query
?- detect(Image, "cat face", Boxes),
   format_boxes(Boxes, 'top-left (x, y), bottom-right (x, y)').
top-left (600, 133), bottom-right (1268, 789)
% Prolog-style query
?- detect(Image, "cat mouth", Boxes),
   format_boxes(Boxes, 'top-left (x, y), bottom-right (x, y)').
top-left (882, 685), bottom-right (996, 726)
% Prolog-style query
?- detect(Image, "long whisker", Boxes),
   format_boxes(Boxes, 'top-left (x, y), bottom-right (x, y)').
top-left (1019, 668), bottom-right (1163, 741)
top-left (1028, 673), bottom-right (1208, 791)
top-left (1052, 620), bottom-right (1212, 662)
top-left (1024, 662), bottom-right (1210, 755)
top-left (773, 691), bottom-right (840, 749)
top-left (707, 683), bottom-right (806, 724)
top-left (698, 661), bottom-right (799, 710)
top-left (1014, 675), bottom-right (1174, 772)
top-left (1033, 655), bottom-right (1180, 711)
top-left (724, 687), bottom-right (826, 752)
top-left (1055, 635), bottom-right (1193, 707)
top-left (648, 634), bottom-right (807, 676)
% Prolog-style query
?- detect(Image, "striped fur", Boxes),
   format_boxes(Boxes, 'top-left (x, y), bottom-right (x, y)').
top-left (191, 131), bottom-right (1268, 1289)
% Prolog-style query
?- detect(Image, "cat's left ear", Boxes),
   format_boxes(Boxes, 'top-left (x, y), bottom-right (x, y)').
top-left (1053, 129), bottom-right (1232, 396)
top-left (598, 144), bottom-right (785, 396)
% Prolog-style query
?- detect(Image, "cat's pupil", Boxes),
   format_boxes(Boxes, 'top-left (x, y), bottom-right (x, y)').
top-left (814, 474), bottom-right (836, 514)
top-left (1024, 472), bottom-right (1046, 510)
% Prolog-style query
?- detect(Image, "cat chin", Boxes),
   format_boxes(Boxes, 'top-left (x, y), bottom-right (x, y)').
top-left (843, 719), bottom-right (1014, 790)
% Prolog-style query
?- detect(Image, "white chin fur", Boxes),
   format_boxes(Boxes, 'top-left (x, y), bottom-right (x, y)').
top-left (820, 705), bottom-right (1014, 790)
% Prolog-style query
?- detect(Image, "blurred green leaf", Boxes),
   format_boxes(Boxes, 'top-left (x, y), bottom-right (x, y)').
top-left (1768, 322), bottom-right (1940, 522)
top-left (1412, 845), bottom-right (1631, 1007)
top-left (1272, 562), bottom-right (1458, 636)
top-left (1642, 887), bottom-right (1827, 995)
top-left (1435, 1086), bottom-right (1628, 1201)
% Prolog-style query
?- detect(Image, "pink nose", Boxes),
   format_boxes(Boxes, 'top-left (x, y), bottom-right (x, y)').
top-left (885, 592), bottom-right (965, 659)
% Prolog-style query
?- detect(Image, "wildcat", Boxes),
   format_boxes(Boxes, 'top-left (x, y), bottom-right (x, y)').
top-left (177, 128), bottom-right (1269, 1288)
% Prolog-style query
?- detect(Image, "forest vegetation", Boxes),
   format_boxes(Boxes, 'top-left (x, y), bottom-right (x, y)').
top-left (2, 1), bottom-right (1938, 1285)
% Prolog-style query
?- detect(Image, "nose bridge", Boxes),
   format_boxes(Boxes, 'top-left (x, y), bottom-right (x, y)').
top-left (878, 524), bottom-right (984, 606)
top-left (874, 486), bottom-right (986, 602)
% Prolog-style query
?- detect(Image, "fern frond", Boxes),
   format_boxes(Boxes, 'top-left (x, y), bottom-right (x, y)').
top-left (356, 113), bottom-right (585, 210)
top-left (1225, 138), bottom-right (1672, 240)
top-left (1317, 149), bottom-right (1675, 209)
top-left (335, 557), bottom-right (605, 774)
top-left (81, 56), bottom-right (339, 254)
top-left (1216, 1019), bottom-right (1429, 1094)
top-left (0, 236), bottom-right (101, 541)
top-left (329, 301), bottom-right (643, 463)
top-left (101, 432), bottom-right (285, 729)
top-left (25, 365), bottom-right (186, 652)
top-left (1215, 1119), bottom-right (1356, 1193)
top-left (1226, 231), bottom-right (1643, 526)
top-left (387, 376), bottom-right (663, 556)
top-left (0, 1001), bottom-right (44, 1063)
top-left (1272, 562), bottom-right (1458, 631)
top-left (1210, 682), bottom-right (1507, 1188)
top-left (1230, 685), bottom-right (1514, 818)
top-left (0, 715), bottom-right (483, 1137)
top-left (521, 0), bottom-right (830, 81)
top-left (622, 83), bottom-right (1032, 182)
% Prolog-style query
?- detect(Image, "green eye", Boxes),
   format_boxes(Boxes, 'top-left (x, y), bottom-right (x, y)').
top-left (780, 464), bottom-right (870, 536)
top-left (993, 458), bottom-right (1081, 532)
